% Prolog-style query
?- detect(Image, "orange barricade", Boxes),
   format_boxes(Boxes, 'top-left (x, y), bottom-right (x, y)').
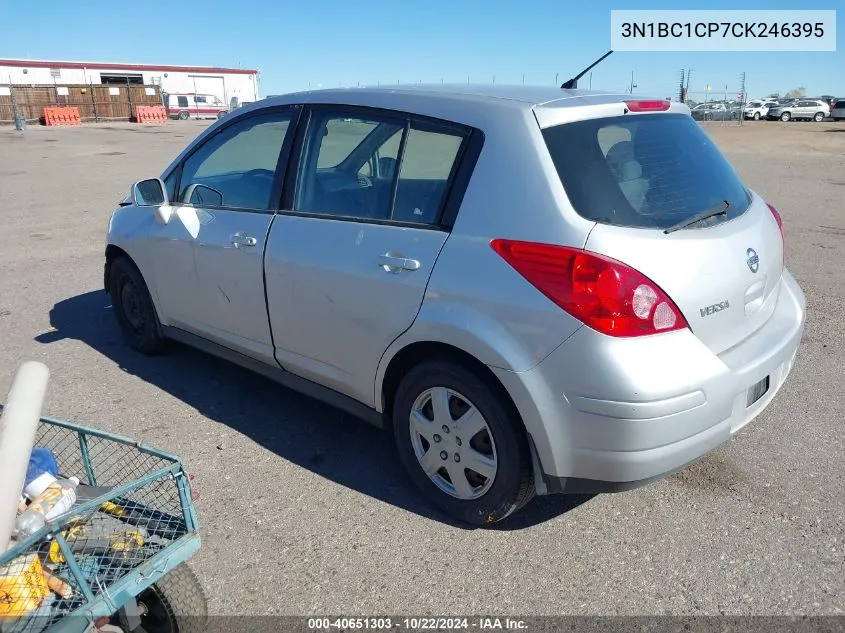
top-left (135, 105), bottom-right (168, 124)
top-left (43, 106), bottom-right (81, 126)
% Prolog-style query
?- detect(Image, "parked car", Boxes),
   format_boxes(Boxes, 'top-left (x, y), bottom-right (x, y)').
top-left (690, 102), bottom-right (740, 121)
top-left (829, 99), bottom-right (845, 121)
top-left (743, 100), bottom-right (778, 120)
top-left (164, 92), bottom-right (229, 120)
top-left (766, 99), bottom-right (830, 122)
top-left (106, 85), bottom-right (806, 526)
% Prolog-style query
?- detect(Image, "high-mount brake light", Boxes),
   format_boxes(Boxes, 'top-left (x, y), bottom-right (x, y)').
top-left (490, 239), bottom-right (688, 337)
top-left (625, 100), bottom-right (671, 112)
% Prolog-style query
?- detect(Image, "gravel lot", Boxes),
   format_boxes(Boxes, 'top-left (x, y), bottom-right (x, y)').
top-left (1, 118), bottom-right (843, 617)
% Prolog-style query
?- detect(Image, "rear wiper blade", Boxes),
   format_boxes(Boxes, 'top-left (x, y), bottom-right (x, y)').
top-left (663, 201), bottom-right (732, 234)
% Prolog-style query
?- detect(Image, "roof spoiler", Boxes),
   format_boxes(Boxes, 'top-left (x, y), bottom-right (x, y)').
top-left (560, 50), bottom-right (614, 90)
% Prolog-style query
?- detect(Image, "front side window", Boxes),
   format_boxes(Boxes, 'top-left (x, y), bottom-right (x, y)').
top-left (177, 111), bottom-right (293, 210)
top-left (195, 95), bottom-right (206, 104)
top-left (177, 96), bottom-right (188, 108)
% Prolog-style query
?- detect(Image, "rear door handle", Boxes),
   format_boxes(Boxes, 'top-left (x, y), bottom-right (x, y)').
top-left (378, 253), bottom-right (420, 273)
top-left (230, 232), bottom-right (257, 248)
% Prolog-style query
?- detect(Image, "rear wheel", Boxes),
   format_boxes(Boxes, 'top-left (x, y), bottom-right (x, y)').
top-left (109, 256), bottom-right (169, 355)
top-left (178, 111), bottom-right (189, 120)
top-left (392, 360), bottom-right (535, 526)
top-left (814, 112), bottom-right (825, 122)
top-left (780, 112), bottom-right (791, 122)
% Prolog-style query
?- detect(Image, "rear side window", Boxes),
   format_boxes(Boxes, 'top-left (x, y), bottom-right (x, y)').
top-left (177, 96), bottom-right (188, 108)
top-left (542, 113), bottom-right (751, 230)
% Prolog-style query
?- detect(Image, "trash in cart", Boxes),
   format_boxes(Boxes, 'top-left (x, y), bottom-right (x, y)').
top-left (0, 362), bottom-right (207, 633)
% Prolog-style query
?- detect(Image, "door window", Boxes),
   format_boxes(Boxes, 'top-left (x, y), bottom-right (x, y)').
top-left (391, 125), bottom-right (464, 223)
top-left (195, 95), bottom-right (207, 104)
top-left (295, 112), bottom-right (404, 221)
top-left (177, 96), bottom-right (188, 108)
top-left (177, 111), bottom-right (293, 210)
top-left (294, 109), bottom-right (467, 225)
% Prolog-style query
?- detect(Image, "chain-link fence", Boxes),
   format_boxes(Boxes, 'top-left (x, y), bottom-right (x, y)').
top-left (676, 71), bottom-right (748, 127)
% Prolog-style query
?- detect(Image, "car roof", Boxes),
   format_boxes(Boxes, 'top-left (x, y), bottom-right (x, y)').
top-left (260, 83), bottom-right (645, 112)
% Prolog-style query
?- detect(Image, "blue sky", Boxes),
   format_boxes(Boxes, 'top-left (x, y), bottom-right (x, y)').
top-left (2, 0), bottom-right (841, 99)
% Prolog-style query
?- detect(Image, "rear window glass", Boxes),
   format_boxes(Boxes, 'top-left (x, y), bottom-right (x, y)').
top-left (541, 113), bottom-right (751, 230)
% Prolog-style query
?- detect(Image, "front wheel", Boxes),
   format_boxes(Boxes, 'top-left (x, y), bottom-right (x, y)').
top-left (392, 361), bottom-right (535, 526)
top-left (128, 563), bottom-right (208, 633)
top-left (109, 256), bottom-right (169, 355)
top-left (753, 112), bottom-right (761, 120)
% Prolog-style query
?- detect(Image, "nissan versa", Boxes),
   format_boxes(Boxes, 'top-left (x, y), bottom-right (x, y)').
top-left (105, 84), bottom-right (806, 526)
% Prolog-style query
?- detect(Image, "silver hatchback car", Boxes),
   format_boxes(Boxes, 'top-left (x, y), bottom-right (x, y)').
top-left (106, 85), bottom-right (806, 525)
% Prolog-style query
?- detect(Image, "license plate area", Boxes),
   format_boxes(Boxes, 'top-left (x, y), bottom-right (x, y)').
top-left (747, 375), bottom-right (770, 407)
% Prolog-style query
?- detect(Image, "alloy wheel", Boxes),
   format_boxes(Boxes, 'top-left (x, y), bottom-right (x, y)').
top-left (409, 386), bottom-right (498, 500)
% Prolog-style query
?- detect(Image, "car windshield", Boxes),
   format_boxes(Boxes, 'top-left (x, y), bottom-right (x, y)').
top-left (541, 113), bottom-right (751, 230)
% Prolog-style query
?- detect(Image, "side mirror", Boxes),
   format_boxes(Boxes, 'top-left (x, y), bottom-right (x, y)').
top-left (183, 183), bottom-right (224, 207)
top-left (132, 178), bottom-right (168, 207)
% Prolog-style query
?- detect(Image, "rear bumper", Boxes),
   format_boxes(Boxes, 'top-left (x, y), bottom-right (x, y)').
top-left (493, 269), bottom-right (806, 494)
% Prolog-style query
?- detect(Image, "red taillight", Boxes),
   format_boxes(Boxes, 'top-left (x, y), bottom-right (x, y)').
top-left (490, 239), bottom-right (688, 337)
top-left (625, 100), bottom-right (671, 112)
top-left (766, 203), bottom-right (783, 239)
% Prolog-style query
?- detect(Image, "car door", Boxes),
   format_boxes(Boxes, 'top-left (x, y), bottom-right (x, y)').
top-left (794, 100), bottom-right (811, 119)
top-left (157, 106), bottom-right (299, 363)
top-left (265, 106), bottom-right (470, 406)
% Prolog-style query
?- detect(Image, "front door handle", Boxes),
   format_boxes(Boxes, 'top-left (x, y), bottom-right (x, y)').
top-left (378, 253), bottom-right (420, 273)
top-left (230, 232), bottom-right (257, 249)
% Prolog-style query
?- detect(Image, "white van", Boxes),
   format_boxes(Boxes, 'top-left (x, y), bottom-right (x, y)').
top-left (164, 93), bottom-right (229, 120)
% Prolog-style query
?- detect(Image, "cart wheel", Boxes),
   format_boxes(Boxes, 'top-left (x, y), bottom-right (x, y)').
top-left (133, 563), bottom-right (207, 633)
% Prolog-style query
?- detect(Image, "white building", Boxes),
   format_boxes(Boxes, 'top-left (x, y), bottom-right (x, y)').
top-left (0, 58), bottom-right (260, 106)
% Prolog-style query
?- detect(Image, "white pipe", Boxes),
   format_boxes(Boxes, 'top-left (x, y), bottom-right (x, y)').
top-left (0, 361), bottom-right (50, 551)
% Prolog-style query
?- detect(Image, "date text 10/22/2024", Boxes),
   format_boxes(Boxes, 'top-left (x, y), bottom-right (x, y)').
top-left (307, 617), bottom-right (529, 631)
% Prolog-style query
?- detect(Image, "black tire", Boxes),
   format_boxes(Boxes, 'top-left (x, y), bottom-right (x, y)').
top-left (109, 256), bottom-right (169, 355)
top-left (178, 111), bottom-right (189, 120)
top-left (132, 563), bottom-right (207, 633)
top-left (814, 112), bottom-right (825, 122)
top-left (753, 112), bottom-right (761, 120)
top-left (780, 112), bottom-right (791, 122)
top-left (392, 360), bottom-right (535, 526)
top-left (216, 111), bottom-right (226, 120)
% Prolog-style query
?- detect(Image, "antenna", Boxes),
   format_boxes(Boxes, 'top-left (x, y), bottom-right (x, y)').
top-left (561, 50), bottom-right (613, 90)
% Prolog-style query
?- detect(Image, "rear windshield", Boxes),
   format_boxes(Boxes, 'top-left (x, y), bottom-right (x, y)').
top-left (542, 113), bottom-right (751, 230)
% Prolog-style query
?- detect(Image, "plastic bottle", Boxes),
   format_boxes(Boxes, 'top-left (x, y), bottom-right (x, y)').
top-left (14, 476), bottom-right (80, 538)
